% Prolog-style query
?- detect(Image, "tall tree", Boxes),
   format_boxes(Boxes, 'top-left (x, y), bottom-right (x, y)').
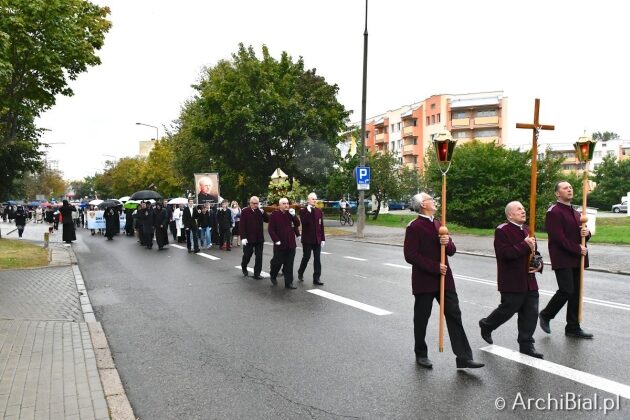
top-left (142, 138), bottom-right (187, 198)
top-left (589, 156), bottom-right (630, 208)
top-left (592, 131), bottom-right (620, 142)
top-left (173, 44), bottom-right (349, 202)
top-left (0, 0), bottom-right (111, 198)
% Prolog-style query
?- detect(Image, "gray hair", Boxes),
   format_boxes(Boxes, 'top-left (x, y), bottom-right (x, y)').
top-left (410, 192), bottom-right (432, 213)
top-left (307, 192), bottom-right (317, 200)
top-left (249, 195), bottom-right (259, 203)
top-left (505, 201), bottom-right (522, 218)
top-left (278, 198), bottom-right (289, 205)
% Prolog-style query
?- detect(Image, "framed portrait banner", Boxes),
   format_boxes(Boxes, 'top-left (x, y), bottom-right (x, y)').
top-left (194, 173), bottom-right (220, 205)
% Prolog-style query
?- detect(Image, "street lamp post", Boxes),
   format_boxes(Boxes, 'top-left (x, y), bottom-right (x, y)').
top-left (135, 122), bottom-right (159, 141)
top-left (357, 0), bottom-right (369, 238)
top-left (573, 134), bottom-right (597, 323)
top-left (432, 129), bottom-right (457, 353)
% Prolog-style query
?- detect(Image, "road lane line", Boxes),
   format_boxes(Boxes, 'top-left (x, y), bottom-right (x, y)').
top-left (307, 290), bottom-right (392, 315)
top-left (234, 266), bottom-right (270, 278)
top-left (344, 256), bottom-right (367, 261)
top-left (384, 263), bottom-right (410, 270)
top-left (197, 253), bottom-right (220, 261)
top-left (481, 345), bottom-right (630, 399)
top-left (264, 242), bottom-right (273, 246)
top-left (170, 244), bottom-right (187, 250)
top-left (321, 251), bottom-right (331, 255)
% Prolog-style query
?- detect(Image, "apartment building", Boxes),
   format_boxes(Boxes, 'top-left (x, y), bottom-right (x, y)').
top-left (346, 91), bottom-right (507, 172)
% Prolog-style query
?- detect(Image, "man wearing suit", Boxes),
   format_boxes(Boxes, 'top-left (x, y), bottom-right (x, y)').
top-left (297, 192), bottom-right (325, 286)
top-left (539, 181), bottom-right (593, 339)
top-left (240, 196), bottom-right (269, 279)
top-left (182, 198), bottom-right (200, 253)
top-left (479, 201), bottom-right (544, 358)
top-left (268, 198), bottom-right (301, 289)
top-left (404, 192), bottom-right (484, 370)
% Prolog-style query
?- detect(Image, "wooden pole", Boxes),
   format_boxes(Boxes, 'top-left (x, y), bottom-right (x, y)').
top-left (438, 173), bottom-right (447, 353)
top-left (578, 165), bottom-right (589, 322)
top-left (528, 101), bottom-right (540, 237)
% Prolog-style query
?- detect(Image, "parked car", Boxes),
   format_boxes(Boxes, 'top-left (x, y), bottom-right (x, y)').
top-left (387, 201), bottom-right (409, 210)
top-left (612, 203), bottom-right (627, 213)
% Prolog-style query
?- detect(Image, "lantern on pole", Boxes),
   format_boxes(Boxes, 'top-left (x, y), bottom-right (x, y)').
top-left (432, 129), bottom-right (457, 352)
top-left (573, 134), bottom-right (597, 322)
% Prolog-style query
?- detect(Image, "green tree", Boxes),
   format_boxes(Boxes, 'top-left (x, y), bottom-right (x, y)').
top-left (0, 0), bottom-right (111, 197)
top-left (589, 156), bottom-right (630, 208)
top-left (172, 44), bottom-right (349, 203)
top-left (142, 138), bottom-right (187, 198)
top-left (20, 168), bottom-right (66, 200)
top-left (99, 157), bottom-right (146, 198)
top-left (368, 151), bottom-right (405, 218)
top-left (592, 131), bottom-right (620, 142)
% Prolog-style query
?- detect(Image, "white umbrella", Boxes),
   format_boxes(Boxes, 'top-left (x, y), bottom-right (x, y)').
top-left (118, 196), bottom-right (131, 202)
top-left (168, 197), bottom-right (188, 205)
top-left (89, 199), bottom-right (103, 206)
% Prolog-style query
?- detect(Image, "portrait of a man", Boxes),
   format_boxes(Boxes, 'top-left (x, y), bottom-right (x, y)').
top-left (194, 173), bottom-right (220, 204)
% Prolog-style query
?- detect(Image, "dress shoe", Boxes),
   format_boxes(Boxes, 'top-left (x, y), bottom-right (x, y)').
top-left (252, 275), bottom-right (263, 280)
top-left (520, 348), bottom-right (544, 359)
top-left (285, 284), bottom-right (297, 289)
top-left (242, 268), bottom-right (248, 276)
top-left (479, 320), bottom-right (493, 344)
top-left (565, 329), bottom-right (593, 339)
top-left (415, 357), bottom-right (433, 369)
top-left (298, 275), bottom-right (304, 282)
top-left (539, 314), bottom-right (551, 334)
top-left (270, 277), bottom-right (277, 285)
top-left (194, 249), bottom-right (200, 253)
top-left (313, 280), bottom-right (324, 286)
top-left (456, 358), bottom-right (485, 369)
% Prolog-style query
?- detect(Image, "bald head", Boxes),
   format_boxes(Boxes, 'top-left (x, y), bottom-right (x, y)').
top-left (505, 201), bottom-right (527, 224)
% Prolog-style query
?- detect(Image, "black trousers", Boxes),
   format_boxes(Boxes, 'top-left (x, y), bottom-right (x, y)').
top-left (297, 243), bottom-right (321, 281)
top-left (155, 226), bottom-right (167, 249)
top-left (480, 291), bottom-right (539, 347)
top-left (270, 248), bottom-right (296, 286)
top-left (186, 228), bottom-right (199, 251)
top-left (143, 228), bottom-right (154, 248)
top-left (169, 221), bottom-right (177, 242)
top-left (414, 291), bottom-right (473, 360)
top-left (241, 242), bottom-right (264, 276)
top-left (540, 267), bottom-right (581, 331)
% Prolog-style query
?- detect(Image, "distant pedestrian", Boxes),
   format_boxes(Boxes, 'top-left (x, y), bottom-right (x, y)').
top-left (268, 198), bottom-right (301, 289)
top-left (153, 202), bottom-right (169, 250)
top-left (230, 201), bottom-right (241, 247)
top-left (136, 202), bottom-right (154, 248)
top-left (14, 206), bottom-right (27, 239)
top-left (240, 196), bottom-right (269, 279)
top-left (59, 200), bottom-right (77, 244)
top-left (198, 205), bottom-right (212, 249)
top-left (297, 192), bottom-right (325, 286)
top-left (217, 200), bottom-right (234, 251)
top-left (182, 198), bottom-right (200, 253)
top-left (103, 207), bottom-right (118, 241)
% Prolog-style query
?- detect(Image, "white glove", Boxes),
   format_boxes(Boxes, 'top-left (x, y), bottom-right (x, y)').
top-left (259, 207), bottom-right (264, 213)
top-left (241, 239), bottom-right (248, 246)
top-left (321, 241), bottom-right (325, 248)
top-left (275, 241), bottom-right (281, 245)
top-left (307, 205), bottom-right (312, 213)
top-left (289, 208), bottom-right (295, 216)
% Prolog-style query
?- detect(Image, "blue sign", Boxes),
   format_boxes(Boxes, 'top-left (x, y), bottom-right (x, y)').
top-left (355, 166), bottom-right (370, 190)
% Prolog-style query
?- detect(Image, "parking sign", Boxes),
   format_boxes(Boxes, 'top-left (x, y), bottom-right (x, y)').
top-left (355, 166), bottom-right (370, 191)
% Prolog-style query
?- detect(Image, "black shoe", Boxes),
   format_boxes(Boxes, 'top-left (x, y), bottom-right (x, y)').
top-left (242, 267), bottom-right (248, 277)
top-left (285, 284), bottom-right (297, 289)
top-left (313, 280), bottom-right (324, 286)
top-left (188, 249), bottom-right (193, 253)
top-left (270, 277), bottom-right (277, 285)
top-left (539, 314), bottom-right (551, 334)
top-left (252, 275), bottom-right (263, 280)
top-left (456, 358), bottom-right (485, 369)
top-left (416, 357), bottom-right (433, 369)
top-left (520, 348), bottom-right (544, 359)
top-left (298, 275), bottom-right (304, 282)
top-left (194, 249), bottom-right (200, 253)
top-left (479, 320), bottom-right (493, 344)
top-left (565, 329), bottom-right (593, 339)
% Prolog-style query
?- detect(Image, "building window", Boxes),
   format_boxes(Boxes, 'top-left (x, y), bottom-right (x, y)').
top-left (453, 131), bottom-right (469, 138)
top-left (397, 122), bottom-right (401, 131)
top-left (436, 114), bottom-right (441, 123)
top-left (475, 129), bottom-right (498, 138)
top-left (431, 115), bottom-right (435, 124)
top-left (431, 103), bottom-right (436, 109)
top-left (426, 116), bottom-right (430, 125)
top-left (452, 111), bottom-right (467, 119)
top-left (476, 109), bottom-right (497, 117)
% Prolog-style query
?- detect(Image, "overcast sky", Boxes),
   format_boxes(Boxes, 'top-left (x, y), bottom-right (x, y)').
top-left (36, 0), bottom-right (628, 180)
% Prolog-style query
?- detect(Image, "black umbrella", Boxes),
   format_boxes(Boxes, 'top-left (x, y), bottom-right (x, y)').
top-left (129, 190), bottom-right (162, 200)
top-left (97, 199), bottom-right (122, 209)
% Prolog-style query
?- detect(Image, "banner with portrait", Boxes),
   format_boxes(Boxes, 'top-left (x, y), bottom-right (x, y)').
top-left (194, 173), bottom-right (220, 205)
top-left (86, 210), bottom-right (105, 229)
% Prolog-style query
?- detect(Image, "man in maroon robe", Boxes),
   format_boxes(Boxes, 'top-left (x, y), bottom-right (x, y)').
top-left (479, 201), bottom-right (544, 358)
top-left (268, 198), bottom-right (301, 289)
top-left (404, 192), bottom-right (484, 370)
top-left (297, 192), bottom-right (325, 286)
top-left (539, 181), bottom-right (593, 339)
top-left (240, 196), bottom-right (269, 279)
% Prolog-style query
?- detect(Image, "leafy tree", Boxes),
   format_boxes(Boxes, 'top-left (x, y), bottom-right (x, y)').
top-left (20, 168), bottom-right (66, 200)
top-left (0, 0), bottom-right (111, 197)
top-left (592, 131), bottom-right (619, 142)
top-left (172, 44), bottom-right (349, 203)
top-left (142, 138), bottom-right (187, 198)
top-left (368, 151), bottom-right (405, 218)
top-left (589, 156), bottom-right (630, 208)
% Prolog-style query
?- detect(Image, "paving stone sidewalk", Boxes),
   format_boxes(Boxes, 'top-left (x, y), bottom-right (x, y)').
top-left (0, 220), bottom-right (132, 419)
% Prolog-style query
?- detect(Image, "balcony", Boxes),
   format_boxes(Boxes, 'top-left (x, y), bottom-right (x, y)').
top-left (402, 126), bottom-right (415, 136)
top-left (474, 116), bottom-right (500, 126)
top-left (375, 133), bottom-right (387, 144)
top-left (402, 144), bottom-right (415, 156)
top-left (473, 136), bottom-right (499, 144)
top-left (451, 118), bottom-right (470, 127)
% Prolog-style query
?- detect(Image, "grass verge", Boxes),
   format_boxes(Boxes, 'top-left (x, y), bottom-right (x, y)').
top-left (0, 238), bottom-right (49, 269)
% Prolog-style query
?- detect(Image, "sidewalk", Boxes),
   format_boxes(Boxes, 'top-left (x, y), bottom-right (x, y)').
top-left (0, 220), bottom-right (134, 419)
top-left (331, 223), bottom-right (630, 275)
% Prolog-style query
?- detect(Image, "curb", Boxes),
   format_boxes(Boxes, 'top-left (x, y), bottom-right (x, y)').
top-left (334, 236), bottom-right (630, 276)
top-left (68, 249), bottom-right (136, 420)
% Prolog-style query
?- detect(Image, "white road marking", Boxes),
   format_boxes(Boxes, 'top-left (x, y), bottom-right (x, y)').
top-left (234, 266), bottom-right (270, 278)
top-left (344, 256), bottom-right (367, 261)
top-left (264, 242), bottom-right (273, 246)
top-left (321, 251), bottom-right (331, 255)
top-left (481, 345), bottom-right (630, 399)
top-left (307, 289), bottom-right (392, 316)
top-left (197, 253), bottom-right (220, 261)
top-left (384, 263), bottom-right (410, 270)
top-left (170, 244), bottom-right (187, 250)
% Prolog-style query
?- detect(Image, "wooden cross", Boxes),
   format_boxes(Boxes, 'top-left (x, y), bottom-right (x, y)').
top-left (516, 98), bottom-right (554, 236)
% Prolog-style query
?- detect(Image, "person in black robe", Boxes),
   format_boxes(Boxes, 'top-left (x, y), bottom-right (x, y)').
top-left (59, 200), bottom-right (77, 243)
top-left (153, 202), bottom-right (168, 250)
top-left (136, 202), bottom-right (154, 249)
top-left (124, 208), bottom-right (135, 236)
top-left (103, 207), bottom-right (118, 240)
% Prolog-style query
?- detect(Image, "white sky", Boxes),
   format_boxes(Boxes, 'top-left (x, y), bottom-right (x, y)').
top-left (36, 0), bottom-right (629, 180)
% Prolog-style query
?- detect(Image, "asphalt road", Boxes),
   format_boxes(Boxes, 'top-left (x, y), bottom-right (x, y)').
top-left (73, 229), bottom-right (630, 419)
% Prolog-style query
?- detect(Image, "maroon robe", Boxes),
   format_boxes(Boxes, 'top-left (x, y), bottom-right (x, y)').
top-left (494, 222), bottom-right (540, 293)
top-left (545, 202), bottom-right (590, 270)
top-left (268, 210), bottom-right (300, 251)
top-left (404, 216), bottom-right (456, 294)
top-left (299, 206), bottom-right (325, 245)
top-left (239, 206), bottom-right (269, 244)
